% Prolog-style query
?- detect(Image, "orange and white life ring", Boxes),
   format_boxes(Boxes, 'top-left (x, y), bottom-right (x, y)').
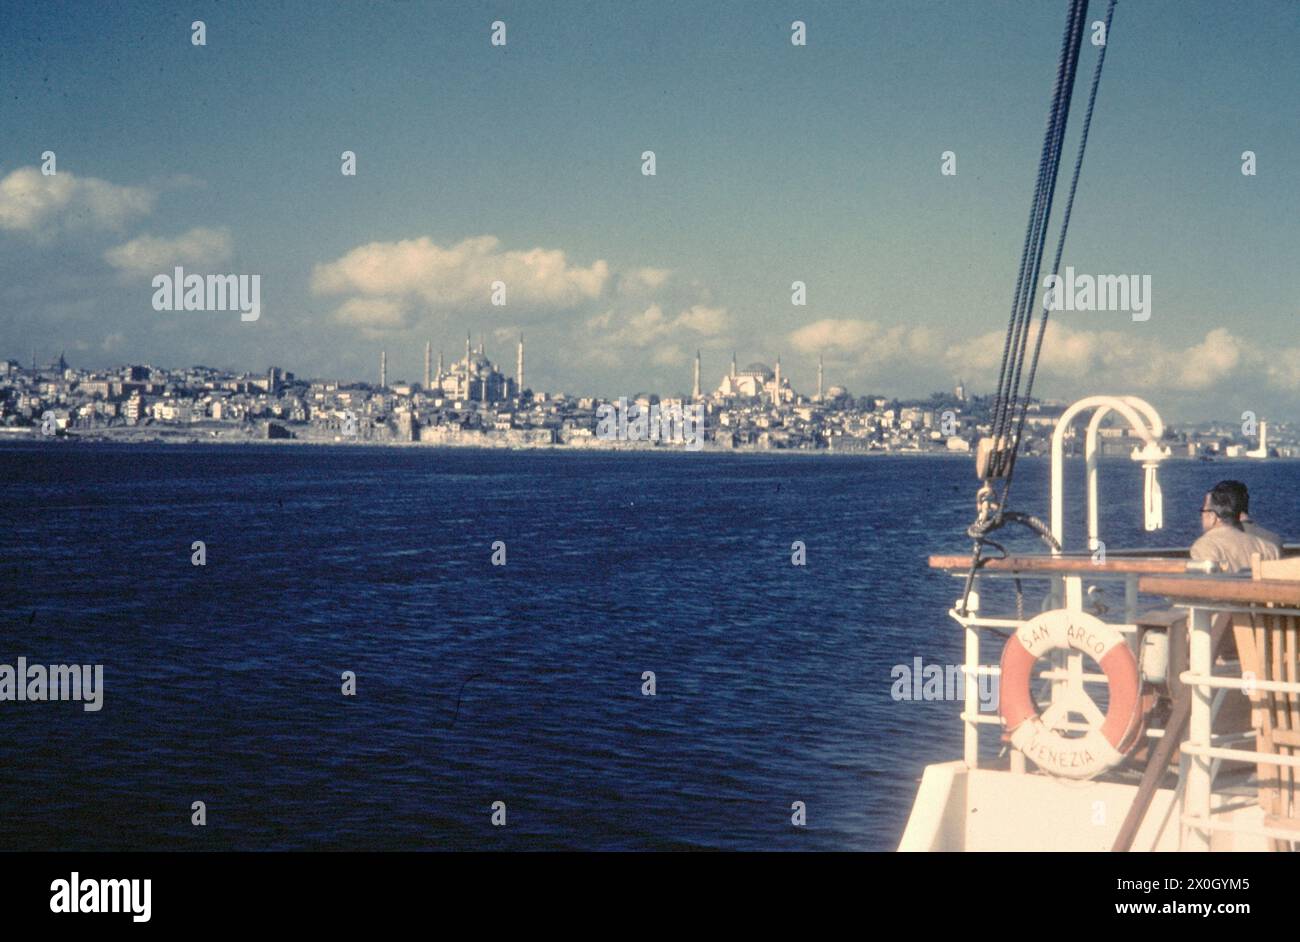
top-left (999, 609), bottom-right (1142, 780)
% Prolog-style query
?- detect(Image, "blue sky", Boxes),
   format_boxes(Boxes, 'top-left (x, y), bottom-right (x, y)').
top-left (1, 0), bottom-right (1296, 420)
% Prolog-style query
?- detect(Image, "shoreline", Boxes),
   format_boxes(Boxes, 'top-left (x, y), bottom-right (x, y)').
top-left (3, 431), bottom-right (954, 457)
top-left (2, 430), bottom-right (1294, 461)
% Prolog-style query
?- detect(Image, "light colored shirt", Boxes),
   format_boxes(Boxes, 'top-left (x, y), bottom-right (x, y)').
top-left (1190, 524), bottom-right (1281, 573)
top-left (1243, 519), bottom-right (1283, 551)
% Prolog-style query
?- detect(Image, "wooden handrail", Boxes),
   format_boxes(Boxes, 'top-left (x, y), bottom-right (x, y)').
top-left (1139, 576), bottom-right (1300, 608)
top-left (929, 554), bottom-right (1193, 575)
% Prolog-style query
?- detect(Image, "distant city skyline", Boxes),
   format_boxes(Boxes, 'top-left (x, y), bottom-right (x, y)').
top-left (11, 343), bottom-right (1292, 461)
top-left (11, 341), bottom-right (824, 403)
top-left (2, 1), bottom-right (1297, 423)
top-left (11, 344), bottom-right (1293, 437)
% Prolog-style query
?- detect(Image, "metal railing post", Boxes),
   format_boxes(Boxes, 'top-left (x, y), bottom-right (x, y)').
top-left (1183, 605), bottom-right (1214, 850)
top-left (964, 587), bottom-right (981, 768)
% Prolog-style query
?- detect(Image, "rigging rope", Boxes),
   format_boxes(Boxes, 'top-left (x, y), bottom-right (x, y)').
top-left (1002, 0), bottom-right (1118, 498)
top-left (991, 0), bottom-right (1088, 485)
top-left (957, 0), bottom-right (1116, 614)
top-left (987, 3), bottom-right (1085, 466)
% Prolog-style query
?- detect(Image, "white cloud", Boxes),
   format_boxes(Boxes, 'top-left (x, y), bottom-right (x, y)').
top-left (1265, 346), bottom-right (1300, 391)
top-left (788, 318), bottom-right (938, 364)
top-left (586, 302), bottom-right (730, 348)
top-left (1162, 328), bottom-right (1241, 390)
top-left (775, 317), bottom-right (1300, 404)
top-left (676, 304), bottom-right (729, 335)
top-left (312, 235), bottom-right (611, 329)
top-left (617, 266), bottom-right (671, 294)
top-left (949, 322), bottom-right (1290, 393)
top-left (575, 301), bottom-right (729, 371)
top-left (103, 227), bottom-right (233, 276)
top-left (333, 297), bottom-right (410, 329)
top-left (0, 166), bottom-right (155, 233)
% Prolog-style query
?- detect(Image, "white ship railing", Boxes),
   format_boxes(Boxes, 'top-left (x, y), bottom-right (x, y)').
top-left (1048, 394), bottom-right (1168, 553)
top-left (1141, 581), bottom-right (1300, 850)
top-left (934, 558), bottom-right (1300, 849)
top-left (936, 556), bottom-right (1192, 772)
top-left (927, 395), bottom-right (1298, 849)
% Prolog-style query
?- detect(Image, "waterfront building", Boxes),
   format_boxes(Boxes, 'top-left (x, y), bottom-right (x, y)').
top-left (715, 360), bottom-right (795, 405)
top-left (429, 333), bottom-right (518, 404)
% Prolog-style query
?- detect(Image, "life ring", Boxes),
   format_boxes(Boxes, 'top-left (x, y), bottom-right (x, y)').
top-left (999, 609), bottom-right (1142, 780)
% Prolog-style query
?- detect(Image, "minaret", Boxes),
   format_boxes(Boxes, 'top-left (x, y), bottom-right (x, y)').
top-left (516, 334), bottom-right (524, 393)
top-left (424, 341), bottom-right (432, 390)
top-left (817, 354), bottom-right (824, 402)
top-left (692, 350), bottom-right (701, 400)
top-left (773, 356), bottom-right (781, 407)
top-left (730, 351), bottom-right (737, 379)
top-left (380, 350), bottom-right (387, 389)
top-left (465, 332), bottom-right (472, 398)
top-left (478, 333), bottom-right (485, 356)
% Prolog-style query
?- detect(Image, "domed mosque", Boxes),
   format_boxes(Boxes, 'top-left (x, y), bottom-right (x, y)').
top-left (715, 352), bottom-right (795, 404)
top-left (429, 332), bottom-right (519, 404)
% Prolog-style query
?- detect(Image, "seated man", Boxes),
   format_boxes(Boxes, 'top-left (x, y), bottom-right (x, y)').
top-left (1218, 479), bottom-right (1283, 551)
top-left (1190, 481), bottom-right (1280, 573)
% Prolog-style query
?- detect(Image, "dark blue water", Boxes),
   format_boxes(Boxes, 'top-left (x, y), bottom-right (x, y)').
top-left (1, 444), bottom-right (1296, 850)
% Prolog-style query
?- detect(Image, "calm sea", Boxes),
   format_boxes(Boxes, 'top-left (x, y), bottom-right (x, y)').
top-left (1, 443), bottom-right (1296, 850)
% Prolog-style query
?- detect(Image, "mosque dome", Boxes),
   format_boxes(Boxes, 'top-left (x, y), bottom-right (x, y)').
top-left (742, 362), bottom-right (774, 380)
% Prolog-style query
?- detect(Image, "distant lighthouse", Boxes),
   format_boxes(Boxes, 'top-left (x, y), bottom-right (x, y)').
top-left (1248, 420), bottom-right (1270, 459)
